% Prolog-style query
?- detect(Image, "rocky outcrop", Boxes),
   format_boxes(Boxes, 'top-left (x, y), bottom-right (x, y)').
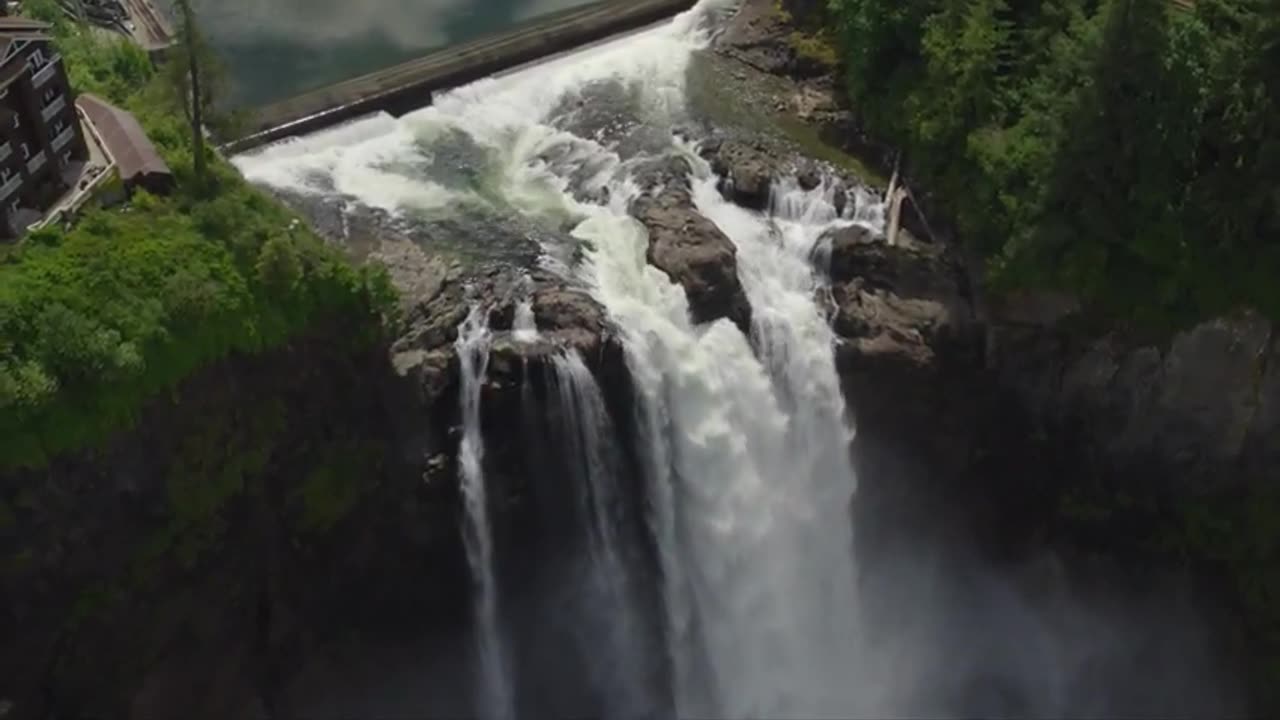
top-left (630, 158), bottom-right (753, 334)
top-left (815, 222), bottom-right (989, 544)
top-left (698, 138), bottom-right (776, 210)
top-left (990, 307), bottom-right (1280, 495)
top-left (711, 0), bottom-right (832, 79)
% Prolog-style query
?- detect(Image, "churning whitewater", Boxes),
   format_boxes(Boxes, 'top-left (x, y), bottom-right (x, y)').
top-left (235, 1), bottom-right (886, 717)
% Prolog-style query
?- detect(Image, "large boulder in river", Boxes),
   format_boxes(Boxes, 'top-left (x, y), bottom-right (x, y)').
top-left (699, 138), bottom-right (776, 210)
top-left (630, 184), bottom-right (753, 334)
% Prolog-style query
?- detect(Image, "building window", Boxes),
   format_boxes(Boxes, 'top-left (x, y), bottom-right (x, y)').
top-left (11, 114), bottom-right (18, 130)
top-left (29, 48), bottom-right (45, 67)
top-left (42, 88), bottom-right (55, 104)
top-left (0, 168), bottom-right (11, 182)
top-left (0, 88), bottom-right (8, 100)
top-left (61, 150), bottom-right (71, 166)
top-left (9, 199), bottom-right (18, 215)
top-left (52, 119), bottom-right (63, 134)
top-left (20, 143), bottom-right (28, 161)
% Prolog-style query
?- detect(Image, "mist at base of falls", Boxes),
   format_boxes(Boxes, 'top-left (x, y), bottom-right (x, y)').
top-left (233, 1), bottom-right (1242, 717)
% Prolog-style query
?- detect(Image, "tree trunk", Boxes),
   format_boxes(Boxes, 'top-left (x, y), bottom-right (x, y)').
top-left (179, 0), bottom-right (206, 189)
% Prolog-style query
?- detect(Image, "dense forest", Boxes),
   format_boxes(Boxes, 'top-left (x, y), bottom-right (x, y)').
top-left (828, 0), bottom-right (1279, 329)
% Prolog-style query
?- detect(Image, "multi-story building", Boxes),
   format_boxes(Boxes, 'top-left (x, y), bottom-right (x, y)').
top-left (0, 17), bottom-right (89, 238)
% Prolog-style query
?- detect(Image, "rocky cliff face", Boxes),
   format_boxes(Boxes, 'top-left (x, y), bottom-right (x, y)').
top-left (0, 214), bottom-right (644, 719)
top-left (700, 0), bottom-right (1280, 542)
top-left (991, 309), bottom-right (1279, 495)
top-left (3, 3), bottom-right (1274, 716)
top-left (0, 330), bottom-right (467, 720)
top-left (630, 154), bottom-right (754, 334)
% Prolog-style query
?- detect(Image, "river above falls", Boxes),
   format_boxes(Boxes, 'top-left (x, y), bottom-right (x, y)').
top-left (190, 0), bottom-right (600, 107)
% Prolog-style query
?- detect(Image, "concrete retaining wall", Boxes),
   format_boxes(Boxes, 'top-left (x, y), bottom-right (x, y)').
top-left (225, 0), bottom-right (697, 154)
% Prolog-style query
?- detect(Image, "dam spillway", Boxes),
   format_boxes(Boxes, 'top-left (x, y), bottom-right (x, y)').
top-left (224, 0), bottom-right (697, 154)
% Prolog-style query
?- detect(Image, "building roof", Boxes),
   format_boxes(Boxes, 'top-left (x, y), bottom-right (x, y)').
top-left (76, 93), bottom-right (171, 183)
top-left (0, 17), bottom-right (53, 33)
top-left (0, 17), bottom-right (52, 58)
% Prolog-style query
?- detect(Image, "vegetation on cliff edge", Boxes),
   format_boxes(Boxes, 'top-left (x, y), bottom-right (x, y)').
top-left (0, 4), bottom-right (397, 468)
top-left (826, 0), bottom-right (1279, 706)
top-left (829, 0), bottom-right (1279, 330)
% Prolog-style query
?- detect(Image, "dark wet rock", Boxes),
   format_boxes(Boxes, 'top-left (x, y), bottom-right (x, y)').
top-left (818, 225), bottom-right (967, 310)
top-left (699, 138), bottom-right (776, 210)
top-left (630, 184), bottom-right (753, 334)
top-left (615, 124), bottom-right (682, 162)
top-left (551, 79), bottom-right (644, 148)
top-left (829, 228), bottom-right (981, 413)
top-left (0, 331), bottom-right (467, 720)
top-left (630, 153), bottom-right (693, 193)
top-left (797, 163), bottom-right (822, 191)
top-left (422, 129), bottom-right (497, 188)
top-left (832, 182), bottom-right (849, 217)
top-left (550, 78), bottom-right (682, 163)
top-left (710, 0), bottom-right (797, 76)
top-left (989, 309), bottom-right (1280, 496)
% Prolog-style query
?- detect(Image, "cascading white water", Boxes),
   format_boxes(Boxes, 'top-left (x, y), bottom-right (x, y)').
top-left (236, 2), bottom-right (882, 716)
top-left (571, 152), bottom-right (885, 719)
top-left (455, 303), bottom-right (515, 720)
top-left (547, 351), bottom-right (658, 718)
top-left (512, 299), bottom-right (539, 343)
top-left (229, 1), bottom-right (1242, 717)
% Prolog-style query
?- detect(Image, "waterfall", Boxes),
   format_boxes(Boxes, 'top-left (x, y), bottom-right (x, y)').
top-left (546, 351), bottom-right (659, 718)
top-left (230, 1), bottom-right (1228, 717)
top-left (512, 298), bottom-right (539, 343)
top-left (237, 3), bottom-right (873, 712)
top-left (455, 303), bottom-right (515, 720)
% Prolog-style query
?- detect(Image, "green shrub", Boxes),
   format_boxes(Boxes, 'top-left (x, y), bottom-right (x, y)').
top-left (829, 0), bottom-right (1279, 329)
top-left (0, 7), bottom-right (398, 468)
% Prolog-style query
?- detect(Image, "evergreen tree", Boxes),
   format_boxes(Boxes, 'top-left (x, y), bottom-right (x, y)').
top-left (167, 1), bottom-right (237, 191)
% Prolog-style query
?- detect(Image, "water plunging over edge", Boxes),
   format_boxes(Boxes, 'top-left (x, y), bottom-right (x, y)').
top-left (455, 302), bottom-right (515, 720)
top-left (237, 1), bottom-right (887, 715)
top-left (548, 351), bottom-right (660, 717)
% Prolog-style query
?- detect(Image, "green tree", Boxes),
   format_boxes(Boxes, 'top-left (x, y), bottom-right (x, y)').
top-left (256, 233), bottom-right (302, 294)
top-left (167, 0), bottom-right (236, 191)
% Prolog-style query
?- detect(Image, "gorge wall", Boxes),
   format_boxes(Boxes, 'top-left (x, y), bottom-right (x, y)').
top-left (706, 0), bottom-right (1277, 706)
top-left (1, 0), bottom-right (1273, 716)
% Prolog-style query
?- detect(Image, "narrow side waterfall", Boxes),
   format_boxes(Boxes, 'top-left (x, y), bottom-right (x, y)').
top-left (546, 351), bottom-right (659, 718)
top-left (454, 304), bottom-right (514, 720)
top-left (512, 298), bottom-right (538, 343)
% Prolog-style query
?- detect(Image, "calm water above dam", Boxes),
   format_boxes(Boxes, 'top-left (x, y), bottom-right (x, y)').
top-left (190, 0), bottom-right (599, 107)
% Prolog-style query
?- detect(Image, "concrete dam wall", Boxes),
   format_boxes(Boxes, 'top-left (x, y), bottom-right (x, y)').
top-left (224, 0), bottom-right (698, 154)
